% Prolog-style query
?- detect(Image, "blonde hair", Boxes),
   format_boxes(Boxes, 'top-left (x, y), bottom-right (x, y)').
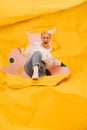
top-left (41, 32), bottom-right (51, 38)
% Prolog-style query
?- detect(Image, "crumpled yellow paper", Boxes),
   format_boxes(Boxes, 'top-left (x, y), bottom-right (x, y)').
top-left (0, 0), bottom-right (87, 130)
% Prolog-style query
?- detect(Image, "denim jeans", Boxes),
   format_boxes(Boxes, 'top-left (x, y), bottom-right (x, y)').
top-left (24, 51), bottom-right (46, 77)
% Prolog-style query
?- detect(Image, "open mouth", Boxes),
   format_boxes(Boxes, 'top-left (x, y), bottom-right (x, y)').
top-left (44, 42), bottom-right (48, 44)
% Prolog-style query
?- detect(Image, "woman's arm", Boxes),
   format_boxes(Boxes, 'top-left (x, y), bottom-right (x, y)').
top-left (46, 52), bottom-right (61, 66)
top-left (18, 47), bottom-right (31, 56)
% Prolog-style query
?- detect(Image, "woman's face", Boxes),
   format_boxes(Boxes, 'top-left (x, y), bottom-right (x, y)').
top-left (41, 33), bottom-right (51, 48)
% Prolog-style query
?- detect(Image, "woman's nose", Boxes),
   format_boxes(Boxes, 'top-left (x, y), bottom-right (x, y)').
top-left (44, 39), bottom-right (47, 42)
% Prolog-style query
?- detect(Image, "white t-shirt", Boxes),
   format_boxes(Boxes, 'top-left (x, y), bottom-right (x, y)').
top-left (22, 42), bottom-right (61, 67)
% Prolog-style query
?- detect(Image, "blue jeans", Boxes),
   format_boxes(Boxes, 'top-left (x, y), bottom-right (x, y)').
top-left (24, 51), bottom-right (46, 77)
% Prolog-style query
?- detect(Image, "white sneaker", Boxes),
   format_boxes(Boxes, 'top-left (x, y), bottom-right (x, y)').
top-left (32, 74), bottom-right (38, 80)
top-left (32, 65), bottom-right (39, 80)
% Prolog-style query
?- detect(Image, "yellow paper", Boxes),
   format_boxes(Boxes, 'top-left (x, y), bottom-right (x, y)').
top-left (0, 0), bottom-right (87, 130)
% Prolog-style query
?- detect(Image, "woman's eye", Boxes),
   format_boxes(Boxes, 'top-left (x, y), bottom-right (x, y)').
top-left (43, 37), bottom-right (49, 39)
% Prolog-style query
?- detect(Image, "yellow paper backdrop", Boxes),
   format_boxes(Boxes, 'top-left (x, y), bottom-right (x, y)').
top-left (0, 0), bottom-right (87, 130)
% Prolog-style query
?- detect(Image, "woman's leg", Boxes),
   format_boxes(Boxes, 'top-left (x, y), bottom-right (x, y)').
top-left (24, 51), bottom-right (46, 79)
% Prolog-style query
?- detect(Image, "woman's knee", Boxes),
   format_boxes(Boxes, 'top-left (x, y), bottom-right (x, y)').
top-left (33, 51), bottom-right (42, 57)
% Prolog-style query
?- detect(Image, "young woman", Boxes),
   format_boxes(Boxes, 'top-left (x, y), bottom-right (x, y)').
top-left (19, 32), bottom-right (61, 80)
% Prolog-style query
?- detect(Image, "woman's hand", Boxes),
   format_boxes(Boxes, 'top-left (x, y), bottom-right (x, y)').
top-left (54, 60), bottom-right (61, 66)
top-left (18, 48), bottom-right (24, 54)
top-left (18, 48), bottom-right (22, 53)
